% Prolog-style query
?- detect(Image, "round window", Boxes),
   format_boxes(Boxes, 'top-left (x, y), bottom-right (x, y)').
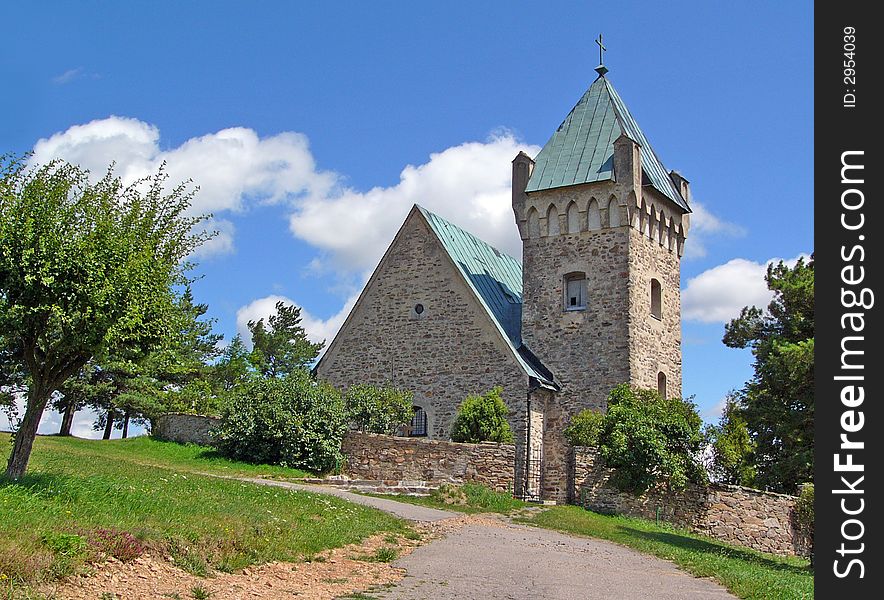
top-left (414, 303), bottom-right (424, 315)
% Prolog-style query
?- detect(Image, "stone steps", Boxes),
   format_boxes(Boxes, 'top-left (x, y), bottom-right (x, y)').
top-left (300, 477), bottom-right (439, 496)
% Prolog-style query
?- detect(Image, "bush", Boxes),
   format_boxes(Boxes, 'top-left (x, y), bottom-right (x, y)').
top-left (450, 387), bottom-right (514, 444)
top-left (706, 395), bottom-right (757, 486)
top-left (344, 384), bottom-right (414, 435)
top-left (563, 409), bottom-right (604, 447)
top-left (599, 384), bottom-right (706, 494)
top-left (795, 483), bottom-right (814, 560)
top-left (213, 371), bottom-right (347, 473)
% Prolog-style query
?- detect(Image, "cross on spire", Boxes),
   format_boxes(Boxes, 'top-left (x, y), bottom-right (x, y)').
top-left (595, 33), bottom-right (609, 76)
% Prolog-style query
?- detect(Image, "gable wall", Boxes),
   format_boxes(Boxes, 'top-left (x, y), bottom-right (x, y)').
top-left (316, 212), bottom-right (529, 489)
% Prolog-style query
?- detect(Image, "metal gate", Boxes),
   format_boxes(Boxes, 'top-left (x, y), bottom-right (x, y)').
top-left (523, 446), bottom-right (543, 502)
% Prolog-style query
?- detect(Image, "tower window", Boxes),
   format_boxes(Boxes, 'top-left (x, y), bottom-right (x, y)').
top-left (564, 272), bottom-right (587, 311)
top-left (410, 406), bottom-right (428, 437)
top-left (650, 278), bottom-right (662, 320)
top-left (657, 372), bottom-right (667, 399)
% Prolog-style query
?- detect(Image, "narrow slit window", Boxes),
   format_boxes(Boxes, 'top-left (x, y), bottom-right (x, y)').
top-left (650, 278), bottom-right (662, 319)
top-left (564, 273), bottom-right (587, 311)
top-left (657, 372), bottom-right (668, 399)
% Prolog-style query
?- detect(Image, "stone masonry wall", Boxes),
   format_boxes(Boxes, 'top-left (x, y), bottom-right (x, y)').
top-left (342, 432), bottom-right (516, 492)
top-left (152, 414), bottom-right (220, 446)
top-left (519, 182), bottom-right (633, 503)
top-left (315, 210), bottom-right (530, 493)
top-left (627, 189), bottom-right (683, 397)
top-left (571, 447), bottom-right (804, 556)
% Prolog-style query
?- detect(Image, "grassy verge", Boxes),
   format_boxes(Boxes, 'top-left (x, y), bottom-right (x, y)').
top-left (369, 483), bottom-right (530, 515)
top-left (521, 505), bottom-right (812, 600)
top-left (0, 433), bottom-right (408, 593)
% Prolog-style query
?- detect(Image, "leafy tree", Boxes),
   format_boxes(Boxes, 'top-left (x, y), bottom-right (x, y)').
top-left (563, 409), bottom-right (604, 447)
top-left (599, 384), bottom-right (706, 494)
top-left (213, 371), bottom-right (347, 473)
top-left (450, 387), bottom-right (514, 444)
top-left (247, 301), bottom-right (323, 378)
top-left (0, 156), bottom-right (210, 478)
top-left (344, 384), bottom-right (413, 435)
top-left (211, 334), bottom-right (253, 392)
top-left (723, 257), bottom-right (814, 493)
top-left (52, 365), bottom-right (95, 436)
top-left (705, 394), bottom-right (757, 486)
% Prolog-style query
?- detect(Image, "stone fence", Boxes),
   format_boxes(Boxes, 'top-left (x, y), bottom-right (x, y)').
top-left (342, 432), bottom-right (515, 492)
top-left (571, 447), bottom-right (807, 556)
top-left (152, 414), bottom-right (220, 446)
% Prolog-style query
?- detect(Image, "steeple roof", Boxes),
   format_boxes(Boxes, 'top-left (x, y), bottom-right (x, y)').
top-left (525, 75), bottom-right (690, 212)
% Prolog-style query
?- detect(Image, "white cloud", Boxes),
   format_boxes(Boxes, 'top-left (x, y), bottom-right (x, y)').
top-left (235, 294), bottom-right (357, 350)
top-left (702, 396), bottom-right (729, 420)
top-left (289, 134), bottom-right (541, 274)
top-left (30, 117), bottom-right (338, 257)
top-left (683, 201), bottom-right (746, 259)
top-left (682, 254), bottom-right (809, 323)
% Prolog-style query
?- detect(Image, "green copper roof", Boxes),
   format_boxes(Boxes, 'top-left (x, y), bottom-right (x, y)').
top-left (416, 206), bottom-right (555, 387)
top-left (525, 75), bottom-right (690, 212)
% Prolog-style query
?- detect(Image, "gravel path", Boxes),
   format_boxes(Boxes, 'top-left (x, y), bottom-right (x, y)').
top-left (238, 478), bottom-right (736, 599)
top-left (234, 477), bottom-right (456, 521)
top-left (380, 521), bottom-right (735, 600)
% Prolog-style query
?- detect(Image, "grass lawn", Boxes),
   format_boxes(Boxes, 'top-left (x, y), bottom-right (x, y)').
top-left (0, 433), bottom-right (409, 594)
top-left (521, 505), bottom-right (812, 600)
top-left (368, 483), bottom-right (530, 515)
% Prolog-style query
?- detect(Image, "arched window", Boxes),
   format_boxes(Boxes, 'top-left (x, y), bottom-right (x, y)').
top-left (566, 202), bottom-right (580, 233)
top-left (657, 372), bottom-right (667, 399)
top-left (650, 278), bottom-right (662, 319)
top-left (410, 406), bottom-right (428, 437)
top-left (587, 200), bottom-right (601, 230)
top-left (546, 205), bottom-right (560, 236)
top-left (564, 272), bottom-right (587, 311)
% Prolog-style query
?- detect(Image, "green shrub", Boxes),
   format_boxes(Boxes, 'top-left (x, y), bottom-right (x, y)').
top-left (344, 384), bottom-right (414, 435)
top-left (450, 387), bottom-right (514, 444)
top-left (795, 483), bottom-right (814, 560)
top-left (599, 384), bottom-right (706, 494)
top-left (212, 371), bottom-right (347, 472)
top-left (563, 409), bottom-right (604, 447)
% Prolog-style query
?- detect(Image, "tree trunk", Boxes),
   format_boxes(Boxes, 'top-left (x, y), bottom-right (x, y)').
top-left (121, 409), bottom-right (130, 439)
top-left (102, 410), bottom-right (115, 440)
top-left (59, 400), bottom-right (76, 436)
top-left (5, 386), bottom-right (51, 479)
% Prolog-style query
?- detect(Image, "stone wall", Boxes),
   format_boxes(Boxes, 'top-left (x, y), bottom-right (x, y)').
top-left (315, 209), bottom-right (530, 492)
top-left (152, 414), bottom-right (220, 446)
top-left (342, 432), bottom-right (515, 492)
top-left (571, 447), bottom-right (804, 556)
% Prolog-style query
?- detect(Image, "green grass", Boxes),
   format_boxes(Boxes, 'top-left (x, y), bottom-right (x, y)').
top-left (521, 506), bottom-right (812, 600)
top-left (0, 433), bottom-right (408, 592)
top-left (369, 483), bottom-right (529, 515)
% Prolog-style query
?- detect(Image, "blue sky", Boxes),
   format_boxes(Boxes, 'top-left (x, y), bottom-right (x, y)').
top-left (2, 1), bottom-right (813, 437)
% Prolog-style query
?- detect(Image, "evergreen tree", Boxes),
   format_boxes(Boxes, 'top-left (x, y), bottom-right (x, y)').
top-left (247, 301), bottom-right (323, 378)
top-left (723, 256), bottom-right (814, 493)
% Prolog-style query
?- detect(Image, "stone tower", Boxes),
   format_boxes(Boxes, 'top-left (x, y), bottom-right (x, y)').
top-left (513, 68), bottom-right (692, 501)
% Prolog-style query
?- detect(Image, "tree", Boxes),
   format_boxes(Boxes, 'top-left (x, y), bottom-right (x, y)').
top-left (705, 394), bottom-right (757, 486)
top-left (52, 365), bottom-right (95, 436)
top-left (211, 334), bottom-right (253, 392)
top-left (344, 384), bottom-right (414, 435)
top-left (598, 384), bottom-right (706, 494)
top-left (723, 256), bottom-right (814, 493)
top-left (247, 301), bottom-right (323, 378)
top-left (0, 156), bottom-right (210, 478)
top-left (450, 387), bottom-right (514, 444)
